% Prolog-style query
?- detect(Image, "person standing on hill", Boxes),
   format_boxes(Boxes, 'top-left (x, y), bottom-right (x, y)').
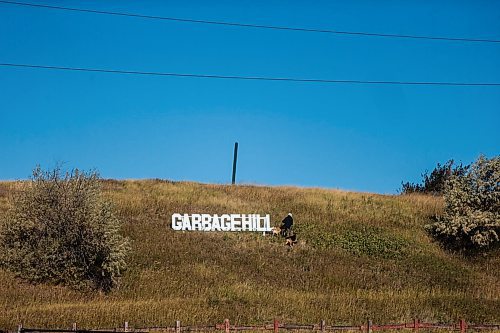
top-left (280, 213), bottom-right (293, 237)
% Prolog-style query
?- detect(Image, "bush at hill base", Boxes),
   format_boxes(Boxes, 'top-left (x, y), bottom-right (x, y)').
top-left (0, 166), bottom-right (130, 292)
top-left (426, 155), bottom-right (500, 252)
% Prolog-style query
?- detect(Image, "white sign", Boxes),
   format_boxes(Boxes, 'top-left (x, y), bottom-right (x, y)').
top-left (171, 213), bottom-right (271, 232)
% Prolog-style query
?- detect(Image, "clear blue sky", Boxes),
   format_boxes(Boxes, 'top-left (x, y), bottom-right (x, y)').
top-left (1, 1), bottom-right (499, 193)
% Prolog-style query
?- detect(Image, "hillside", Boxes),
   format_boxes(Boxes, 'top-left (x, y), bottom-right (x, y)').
top-left (0, 180), bottom-right (499, 330)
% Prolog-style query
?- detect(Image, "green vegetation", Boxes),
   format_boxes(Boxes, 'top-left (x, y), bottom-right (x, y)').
top-left (400, 160), bottom-right (468, 195)
top-left (0, 180), bottom-right (498, 330)
top-left (426, 155), bottom-right (500, 252)
top-left (0, 167), bottom-right (129, 292)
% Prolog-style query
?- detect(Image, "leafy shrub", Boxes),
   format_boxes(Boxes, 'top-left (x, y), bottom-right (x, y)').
top-left (425, 155), bottom-right (500, 252)
top-left (401, 160), bottom-right (468, 195)
top-left (0, 166), bottom-right (130, 291)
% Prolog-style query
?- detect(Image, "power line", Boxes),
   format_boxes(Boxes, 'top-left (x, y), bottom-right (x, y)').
top-left (1, 0), bottom-right (499, 44)
top-left (1, 62), bottom-right (500, 87)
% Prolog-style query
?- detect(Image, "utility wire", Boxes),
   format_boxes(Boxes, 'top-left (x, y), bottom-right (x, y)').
top-left (1, 0), bottom-right (499, 44)
top-left (1, 62), bottom-right (499, 87)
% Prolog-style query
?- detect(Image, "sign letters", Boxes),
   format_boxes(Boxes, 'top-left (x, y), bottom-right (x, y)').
top-left (171, 213), bottom-right (271, 232)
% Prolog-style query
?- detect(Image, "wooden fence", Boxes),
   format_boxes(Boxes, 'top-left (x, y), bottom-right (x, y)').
top-left (14, 319), bottom-right (500, 333)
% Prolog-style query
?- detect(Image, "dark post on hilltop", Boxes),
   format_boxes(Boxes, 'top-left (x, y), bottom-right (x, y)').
top-left (232, 142), bottom-right (238, 185)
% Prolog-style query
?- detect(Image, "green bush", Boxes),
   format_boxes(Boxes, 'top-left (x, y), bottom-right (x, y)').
top-left (426, 155), bottom-right (500, 252)
top-left (400, 160), bottom-right (468, 195)
top-left (0, 166), bottom-right (130, 291)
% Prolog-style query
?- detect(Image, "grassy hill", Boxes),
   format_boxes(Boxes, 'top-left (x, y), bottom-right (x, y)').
top-left (0, 180), bottom-right (499, 330)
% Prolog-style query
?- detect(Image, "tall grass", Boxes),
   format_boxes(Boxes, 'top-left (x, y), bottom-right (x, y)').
top-left (0, 180), bottom-right (498, 330)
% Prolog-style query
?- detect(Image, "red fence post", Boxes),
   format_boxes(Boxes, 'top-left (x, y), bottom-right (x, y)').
top-left (274, 319), bottom-right (279, 333)
top-left (224, 319), bottom-right (230, 333)
top-left (413, 319), bottom-right (419, 332)
top-left (460, 319), bottom-right (467, 333)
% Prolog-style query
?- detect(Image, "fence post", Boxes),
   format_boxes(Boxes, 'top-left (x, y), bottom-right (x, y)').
top-left (224, 319), bottom-right (230, 333)
top-left (321, 320), bottom-right (325, 333)
top-left (460, 319), bottom-right (467, 333)
top-left (274, 319), bottom-right (279, 333)
top-left (17, 323), bottom-right (23, 333)
top-left (124, 322), bottom-right (129, 333)
top-left (413, 319), bottom-right (419, 332)
top-left (176, 321), bottom-right (181, 333)
top-left (72, 323), bottom-right (77, 332)
top-left (367, 320), bottom-right (372, 333)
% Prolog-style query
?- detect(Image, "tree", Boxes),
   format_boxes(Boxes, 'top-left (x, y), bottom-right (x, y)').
top-left (426, 155), bottom-right (500, 252)
top-left (0, 166), bottom-right (130, 291)
top-left (400, 160), bottom-right (468, 195)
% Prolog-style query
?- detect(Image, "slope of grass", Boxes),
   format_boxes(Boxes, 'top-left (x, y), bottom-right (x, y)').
top-left (0, 180), bottom-right (498, 330)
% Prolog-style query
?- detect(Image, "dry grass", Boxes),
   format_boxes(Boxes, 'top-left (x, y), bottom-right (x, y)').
top-left (0, 180), bottom-right (498, 330)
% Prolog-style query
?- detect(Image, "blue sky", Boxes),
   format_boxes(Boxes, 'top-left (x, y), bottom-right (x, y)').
top-left (1, 1), bottom-right (499, 193)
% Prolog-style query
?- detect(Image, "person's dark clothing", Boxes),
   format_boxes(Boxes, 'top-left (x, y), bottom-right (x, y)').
top-left (280, 215), bottom-right (293, 230)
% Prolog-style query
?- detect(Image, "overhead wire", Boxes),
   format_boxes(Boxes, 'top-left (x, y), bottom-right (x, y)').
top-left (0, 0), bottom-right (499, 44)
top-left (1, 62), bottom-right (499, 86)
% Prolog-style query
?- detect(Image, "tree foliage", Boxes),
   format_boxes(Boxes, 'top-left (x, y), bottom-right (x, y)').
top-left (0, 166), bottom-right (130, 291)
top-left (400, 160), bottom-right (468, 195)
top-left (426, 155), bottom-right (500, 252)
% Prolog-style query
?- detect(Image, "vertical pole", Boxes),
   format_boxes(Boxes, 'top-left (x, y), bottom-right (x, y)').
top-left (231, 142), bottom-right (238, 185)
top-left (460, 319), bottom-right (467, 333)
top-left (72, 323), bottom-right (77, 332)
top-left (17, 323), bottom-right (23, 333)
top-left (176, 321), bottom-right (181, 333)
top-left (320, 320), bottom-right (325, 332)
top-left (274, 319), bottom-right (279, 333)
top-left (224, 319), bottom-right (230, 333)
top-left (367, 320), bottom-right (372, 333)
top-left (413, 319), bottom-right (419, 332)
top-left (124, 322), bottom-right (128, 333)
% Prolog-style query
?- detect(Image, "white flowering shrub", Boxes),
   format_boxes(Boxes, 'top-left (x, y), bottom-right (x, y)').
top-left (426, 155), bottom-right (499, 252)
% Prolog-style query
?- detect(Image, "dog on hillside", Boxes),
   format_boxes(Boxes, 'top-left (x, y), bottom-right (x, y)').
top-left (271, 226), bottom-right (297, 247)
top-left (271, 226), bottom-right (281, 236)
top-left (285, 233), bottom-right (298, 247)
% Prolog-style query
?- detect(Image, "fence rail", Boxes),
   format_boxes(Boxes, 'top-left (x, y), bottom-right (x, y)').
top-left (14, 319), bottom-right (500, 333)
